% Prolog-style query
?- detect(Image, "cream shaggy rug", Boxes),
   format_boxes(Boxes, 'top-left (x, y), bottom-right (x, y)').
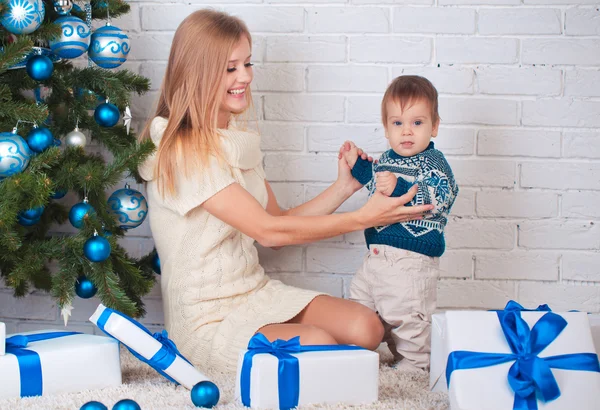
top-left (0, 347), bottom-right (449, 410)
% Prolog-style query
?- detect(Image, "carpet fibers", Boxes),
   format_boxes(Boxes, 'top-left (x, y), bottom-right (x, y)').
top-left (0, 347), bottom-right (449, 410)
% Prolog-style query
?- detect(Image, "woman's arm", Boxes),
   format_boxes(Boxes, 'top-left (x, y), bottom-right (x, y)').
top-left (265, 180), bottom-right (354, 217)
top-left (265, 144), bottom-right (375, 217)
top-left (203, 183), bottom-right (431, 248)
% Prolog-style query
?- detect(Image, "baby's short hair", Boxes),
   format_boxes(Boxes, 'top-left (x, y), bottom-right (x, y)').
top-left (381, 75), bottom-right (439, 126)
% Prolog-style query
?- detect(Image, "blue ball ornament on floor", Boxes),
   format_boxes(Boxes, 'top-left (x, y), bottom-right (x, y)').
top-left (89, 25), bottom-right (130, 69)
top-left (80, 401), bottom-right (108, 410)
top-left (26, 127), bottom-right (53, 152)
top-left (1, 0), bottom-right (45, 35)
top-left (75, 276), bottom-right (97, 299)
top-left (69, 201), bottom-right (95, 228)
top-left (49, 16), bottom-right (91, 59)
top-left (112, 399), bottom-right (141, 410)
top-left (0, 131), bottom-right (32, 178)
top-left (107, 185), bottom-right (148, 229)
top-left (84, 235), bottom-right (111, 262)
top-left (191, 381), bottom-right (220, 408)
top-left (94, 102), bottom-right (120, 127)
top-left (151, 252), bottom-right (160, 275)
top-left (26, 54), bottom-right (53, 81)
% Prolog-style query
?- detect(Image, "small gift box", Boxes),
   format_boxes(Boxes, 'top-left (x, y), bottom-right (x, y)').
top-left (430, 301), bottom-right (600, 410)
top-left (0, 330), bottom-right (121, 399)
top-left (235, 333), bottom-right (379, 409)
top-left (89, 303), bottom-right (210, 390)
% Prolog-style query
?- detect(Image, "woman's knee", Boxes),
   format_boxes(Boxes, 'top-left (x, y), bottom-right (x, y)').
top-left (299, 325), bottom-right (337, 346)
top-left (349, 307), bottom-right (384, 350)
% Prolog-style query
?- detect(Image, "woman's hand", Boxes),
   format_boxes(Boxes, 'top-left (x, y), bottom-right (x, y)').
top-left (336, 141), bottom-right (373, 195)
top-left (356, 185), bottom-right (433, 228)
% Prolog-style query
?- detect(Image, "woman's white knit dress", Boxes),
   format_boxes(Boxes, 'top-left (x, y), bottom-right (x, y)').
top-left (138, 117), bottom-right (322, 376)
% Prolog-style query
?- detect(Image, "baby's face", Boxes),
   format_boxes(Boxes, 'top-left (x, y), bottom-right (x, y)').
top-left (384, 98), bottom-right (439, 157)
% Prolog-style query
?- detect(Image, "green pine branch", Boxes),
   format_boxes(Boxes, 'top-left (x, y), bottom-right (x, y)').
top-left (0, 1), bottom-right (157, 316)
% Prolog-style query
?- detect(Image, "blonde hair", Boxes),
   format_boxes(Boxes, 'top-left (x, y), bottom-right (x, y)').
top-left (139, 9), bottom-right (253, 196)
top-left (381, 75), bottom-right (440, 127)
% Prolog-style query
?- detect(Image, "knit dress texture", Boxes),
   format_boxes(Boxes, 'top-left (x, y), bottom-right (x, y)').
top-left (139, 117), bottom-right (323, 376)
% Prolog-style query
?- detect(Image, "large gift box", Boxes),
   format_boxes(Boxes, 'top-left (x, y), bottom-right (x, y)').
top-left (89, 303), bottom-right (210, 390)
top-left (0, 329), bottom-right (121, 399)
top-left (235, 333), bottom-right (379, 409)
top-left (430, 301), bottom-right (600, 409)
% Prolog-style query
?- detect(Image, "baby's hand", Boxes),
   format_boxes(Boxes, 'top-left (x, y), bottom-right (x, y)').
top-left (376, 171), bottom-right (397, 196)
top-left (341, 140), bottom-right (360, 169)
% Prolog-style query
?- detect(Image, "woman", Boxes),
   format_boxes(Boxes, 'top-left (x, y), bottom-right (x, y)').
top-left (138, 9), bottom-right (433, 376)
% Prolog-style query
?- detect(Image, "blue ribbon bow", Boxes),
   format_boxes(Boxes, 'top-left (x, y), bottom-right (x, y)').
top-left (5, 331), bottom-right (80, 397)
top-left (446, 302), bottom-right (600, 410)
top-left (95, 306), bottom-right (192, 385)
top-left (241, 333), bottom-right (365, 410)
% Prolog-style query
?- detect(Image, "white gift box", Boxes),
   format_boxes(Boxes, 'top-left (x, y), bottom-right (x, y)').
top-left (0, 330), bottom-right (121, 399)
top-left (0, 322), bottom-right (5, 355)
top-left (89, 304), bottom-right (209, 390)
top-left (235, 338), bottom-right (379, 409)
top-left (429, 310), bottom-right (600, 410)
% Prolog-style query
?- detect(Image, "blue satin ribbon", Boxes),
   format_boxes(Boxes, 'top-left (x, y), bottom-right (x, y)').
top-left (95, 306), bottom-right (192, 385)
top-left (501, 300), bottom-right (552, 313)
top-left (446, 303), bottom-right (600, 410)
top-left (5, 331), bottom-right (80, 397)
top-left (241, 333), bottom-right (365, 410)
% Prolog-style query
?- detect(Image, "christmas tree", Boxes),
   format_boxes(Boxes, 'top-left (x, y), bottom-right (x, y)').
top-left (0, 0), bottom-right (158, 322)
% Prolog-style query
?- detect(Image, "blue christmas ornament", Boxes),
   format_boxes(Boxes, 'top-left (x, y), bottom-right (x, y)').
top-left (112, 399), bottom-right (141, 410)
top-left (89, 24), bottom-right (130, 69)
top-left (26, 54), bottom-right (54, 81)
top-left (7, 47), bottom-right (60, 71)
top-left (17, 214), bottom-right (40, 226)
top-left (69, 200), bottom-right (95, 228)
top-left (94, 101), bottom-right (120, 127)
top-left (75, 276), bottom-right (97, 299)
top-left (51, 189), bottom-right (67, 199)
top-left (191, 381), bottom-right (220, 408)
top-left (1, 0), bottom-right (45, 35)
top-left (20, 206), bottom-right (44, 220)
top-left (49, 16), bottom-right (91, 59)
top-left (107, 184), bottom-right (148, 229)
top-left (151, 252), bottom-right (160, 275)
top-left (0, 130), bottom-right (32, 178)
top-left (80, 401), bottom-right (107, 410)
top-left (26, 126), bottom-right (54, 153)
top-left (84, 235), bottom-right (111, 262)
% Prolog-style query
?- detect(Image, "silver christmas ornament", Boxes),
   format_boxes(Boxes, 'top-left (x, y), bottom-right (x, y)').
top-left (65, 127), bottom-right (87, 148)
top-left (123, 106), bottom-right (132, 135)
top-left (107, 184), bottom-right (148, 230)
top-left (53, 0), bottom-right (73, 15)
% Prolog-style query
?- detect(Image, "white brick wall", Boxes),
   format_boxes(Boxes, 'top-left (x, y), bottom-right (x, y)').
top-left (3, 1), bottom-right (600, 333)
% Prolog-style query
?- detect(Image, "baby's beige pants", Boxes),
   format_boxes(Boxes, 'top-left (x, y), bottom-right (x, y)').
top-left (349, 244), bottom-right (440, 370)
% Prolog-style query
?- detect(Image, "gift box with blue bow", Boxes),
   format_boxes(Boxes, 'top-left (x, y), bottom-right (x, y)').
top-left (0, 327), bottom-right (121, 399)
top-left (235, 333), bottom-right (379, 409)
top-left (429, 301), bottom-right (600, 410)
top-left (89, 304), bottom-right (210, 390)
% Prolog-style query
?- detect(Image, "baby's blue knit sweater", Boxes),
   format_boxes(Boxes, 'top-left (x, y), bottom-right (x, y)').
top-left (351, 142), bottom-right (459, 257)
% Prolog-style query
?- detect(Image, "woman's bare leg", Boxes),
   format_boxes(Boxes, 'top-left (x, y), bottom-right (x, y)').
top-left (258, 323), bottom-right (338, 345)
top-left (289, 295), bottom-right (384, 350)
